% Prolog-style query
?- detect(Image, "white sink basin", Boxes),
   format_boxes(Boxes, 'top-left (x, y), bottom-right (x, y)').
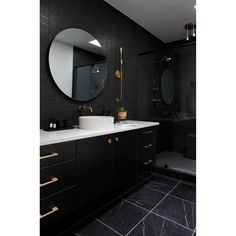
top-left (79, 116), bottom-right (114, 130)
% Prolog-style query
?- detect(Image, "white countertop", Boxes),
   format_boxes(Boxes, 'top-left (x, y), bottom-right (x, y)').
top-left (40, 120), bottom-right (159, 146)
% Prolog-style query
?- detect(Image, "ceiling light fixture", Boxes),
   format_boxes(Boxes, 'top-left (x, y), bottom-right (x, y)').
top-left (89, 39), bottom-right (101, 47)
top-left (185, 22), bottom-right (196, 41)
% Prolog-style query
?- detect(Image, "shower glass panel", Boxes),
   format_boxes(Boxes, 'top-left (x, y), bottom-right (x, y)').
top-left (138, 43), bottom-right (196, 177)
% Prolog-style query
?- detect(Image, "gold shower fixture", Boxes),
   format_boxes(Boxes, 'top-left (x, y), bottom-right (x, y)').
top-left (185, 22), bottom-right (196, 41)
top-left (115, 47), bottom-right (123, 102)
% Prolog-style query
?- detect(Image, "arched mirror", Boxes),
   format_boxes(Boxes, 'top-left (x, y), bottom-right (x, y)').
top-left (160, 67), bottom-right (174, 104)
top-left (49, 28), bottom-right (108, 101)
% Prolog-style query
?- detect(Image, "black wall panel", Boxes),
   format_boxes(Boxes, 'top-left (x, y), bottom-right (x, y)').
top-left (40, 0), bottom-right (164, 128)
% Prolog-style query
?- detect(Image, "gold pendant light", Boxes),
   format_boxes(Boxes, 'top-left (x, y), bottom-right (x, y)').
top-left (185, 22), bottom-right (196, 41)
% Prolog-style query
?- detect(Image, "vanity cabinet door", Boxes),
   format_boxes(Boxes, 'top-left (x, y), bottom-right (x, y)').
top-left (76, 135), bottom-right (113, 207)
top-left (113, 130), bottom-right (137, 186)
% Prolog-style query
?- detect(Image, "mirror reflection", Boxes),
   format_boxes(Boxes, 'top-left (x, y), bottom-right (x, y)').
top-left (160, 67), bottom-right (174, 104)
top-left (49, 28), bottom-right (108, 101)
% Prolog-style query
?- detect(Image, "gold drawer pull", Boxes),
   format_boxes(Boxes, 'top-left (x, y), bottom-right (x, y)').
top-left (40, 206), bottom-right (59, 219)
top-left (143, 130), bottom-right (153, 134)
top-left (115, 137), bottom-right (119, 142)
top-left (40, 177), bottom-right (59, 187)
top-left (108, 138), bottom-right (113, 144)
top-left (40, 152), bottom-right (59, 160)
top-left (143, 144), bottom-right (153, 149)
top-left (144, 160), bottom-right (153, 165)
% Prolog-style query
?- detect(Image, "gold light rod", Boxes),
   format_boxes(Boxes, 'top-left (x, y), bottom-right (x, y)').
top-left (115, 47), bottom-right (123, 102)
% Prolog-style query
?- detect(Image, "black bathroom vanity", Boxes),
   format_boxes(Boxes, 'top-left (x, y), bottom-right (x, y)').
top-left (40, 121), bottom-right (158, 230)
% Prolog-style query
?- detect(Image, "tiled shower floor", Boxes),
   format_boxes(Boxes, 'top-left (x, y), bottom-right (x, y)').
top-left (62, 174), bottom-right (196, 236)
top-left (156, 151), bottom-right (196, 176)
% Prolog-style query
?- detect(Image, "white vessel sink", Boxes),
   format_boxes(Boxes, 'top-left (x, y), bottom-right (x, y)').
top-left (79, 116), bottom-right (114, 130)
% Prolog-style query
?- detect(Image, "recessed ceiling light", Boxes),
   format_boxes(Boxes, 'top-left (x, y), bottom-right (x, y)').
top-left (89, 40), bottom-right (101, 47)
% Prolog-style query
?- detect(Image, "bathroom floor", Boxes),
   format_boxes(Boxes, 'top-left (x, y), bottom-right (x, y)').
top-left (61, 174), bottom-right (196, 236)
top-left (156, 151), bottom-right (196, 176)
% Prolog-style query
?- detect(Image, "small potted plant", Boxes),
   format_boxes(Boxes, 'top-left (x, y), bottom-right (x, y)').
top-left (117, 107), bottom-right (127, 120)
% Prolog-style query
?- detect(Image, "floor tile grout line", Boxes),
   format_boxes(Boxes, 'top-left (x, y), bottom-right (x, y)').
top-left (94, 218), bottom-right (123, 236)
top-left (155, 172), bottom-right (196, 187)
top-left (168, 193), bottom-right (196, 204)
top-left (149, 180), bottom-right (182, 211)
top-left (73, 232), bottom-right (80, 236)
top-left (124, 181), bottom-right (182, 236)
top-left (144, 186), bottom-right (196, 204)
top-left (144, 185), bottom-right (172, 196)
top-left (59, 174), bottom-right (155, 235)
top-left (181, 180), bottom-right (196, 187)
top-left (152, 212), bottom-right (194, 232)
top-left (123, 199), bottom-right (151, 213)
top-left (191, 227), bottom-right (196, 235)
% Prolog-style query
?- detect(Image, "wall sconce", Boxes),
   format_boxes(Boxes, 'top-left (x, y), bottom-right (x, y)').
top-left (185, 22), bottom-right (196, 41)
top-left (115, 47), bottom-right (123, 102)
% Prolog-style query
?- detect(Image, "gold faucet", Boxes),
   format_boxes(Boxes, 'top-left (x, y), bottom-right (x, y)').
top-left (79, 105), bottom-right (93, 112)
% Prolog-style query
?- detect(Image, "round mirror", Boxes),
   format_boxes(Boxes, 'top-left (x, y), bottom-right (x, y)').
top-left (49, 28), bottom-right (108, 101)
top-left (160, 67), bottom-right (174, 104)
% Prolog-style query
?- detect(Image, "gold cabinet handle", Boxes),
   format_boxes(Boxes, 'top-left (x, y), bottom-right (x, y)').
top-left (40, 177), bottom-right (59, 187)
top-left (143, 130), bottom-right (153, 134)
top-left (108, 138), bottom-right (113, 144)
top-left (115, 137), bottom-right (119, 142)
top-left (40, 206), bottom-right (59, 219)
top-left (143, 144), bottom-right (153, 149)
top-left (40, 152), bottom-right (59, 160)
top-left (143, 160), bottom-right (153, 165)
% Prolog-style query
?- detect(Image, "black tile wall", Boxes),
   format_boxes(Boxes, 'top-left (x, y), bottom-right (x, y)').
top-left (40, 0), bottom-right (164, 128)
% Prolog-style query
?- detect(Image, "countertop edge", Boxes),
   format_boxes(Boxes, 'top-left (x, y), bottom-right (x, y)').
top-left (40, 121), bottom-right (159, 146)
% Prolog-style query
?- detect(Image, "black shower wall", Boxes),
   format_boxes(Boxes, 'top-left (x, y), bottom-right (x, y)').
top-left (40, 0), bottom-right (164, 128)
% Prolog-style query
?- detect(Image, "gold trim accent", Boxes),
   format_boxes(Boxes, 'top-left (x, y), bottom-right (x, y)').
top-left (143, 130), bottom-right (153, 134)
top-left (115, 70), bottom-right (121, 79)
top-left (40, 177), bottom-right (59, 188)
top-left (143, 144), bottom-right (153, 149)
top-left (40, 206), bottom-right (59, 219)
top-left (115, 48), bottom-right (123, 102)
top-left (143, 160), bottom-right (153, 165)
top-left (40, 152), bottom-right (59, 160)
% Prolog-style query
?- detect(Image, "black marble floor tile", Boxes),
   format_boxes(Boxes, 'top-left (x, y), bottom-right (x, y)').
top-left (123, 185), bottom-right (166, 210)
top-left (59, 231), bottom-right (77, 236)
top-left (153, 195), bottom-right (196, 230)
top-left (93, 200), bottom-right (148, 235)
top-left (144, 174), bottom-right (179, 194)
top-left (170, 183), bottom-right (196, 203)
top-left (70, 217), bottom-right (120, 236)
top-left (182, 173), bottom-right (196, 184)
top-left (127, 213), bottom-right (193, 236)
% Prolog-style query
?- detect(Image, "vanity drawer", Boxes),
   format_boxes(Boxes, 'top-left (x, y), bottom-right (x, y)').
top-left (137, 127), bottom-right (157, 173)
top-left (139, 143), bottom-right (155, 162)
top-left (40, 186), bottom-right (76, 228)
top-left (40, 141), bottom-right (76, 168)
top-left (40, 160), bottom-right (76, 199)
top-left (139, 127), bottom-right (156, 144)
